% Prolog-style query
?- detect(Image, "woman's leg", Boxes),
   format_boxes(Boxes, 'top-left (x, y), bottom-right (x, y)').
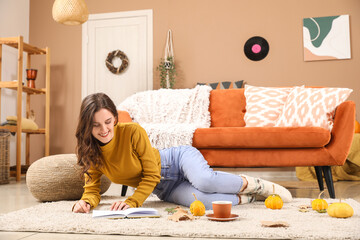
top-left (177, 146), bottom-right (292, 202)
top-left (156, 146), bottom-right (255, 208)
top-left (166, 181), bottom-right (240, 209)
top-left (177, 146), bottom-right (243, 194)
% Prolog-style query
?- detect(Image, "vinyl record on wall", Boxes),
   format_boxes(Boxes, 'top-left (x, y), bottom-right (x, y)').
top-left (244, 36), bottom-right (269, 61)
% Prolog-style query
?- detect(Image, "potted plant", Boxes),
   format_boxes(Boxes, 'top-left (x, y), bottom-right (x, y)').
top-left (157, 56), bottom-right (176, 89)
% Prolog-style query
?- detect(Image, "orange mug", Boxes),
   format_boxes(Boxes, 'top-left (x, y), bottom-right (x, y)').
top-left (212, 201), bottom-right (232, 218)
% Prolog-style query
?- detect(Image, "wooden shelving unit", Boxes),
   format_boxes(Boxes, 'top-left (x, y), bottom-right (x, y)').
top-left (0, 36), bottom-right (50, 181)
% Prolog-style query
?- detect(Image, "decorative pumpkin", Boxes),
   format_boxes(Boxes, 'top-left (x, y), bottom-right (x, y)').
top-left (312, 190), bottom-right (328, 213)
top-left (355, 120), bottom-right (360, 133)
top-left (190, 193), bottom-right (205, 216)
top-left (327, 199), bottom-right (354, 218)
top-left (265, 185), bottom-right (283, 210)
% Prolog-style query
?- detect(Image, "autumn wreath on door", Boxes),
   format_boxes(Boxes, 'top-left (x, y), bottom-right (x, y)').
top-left (105, 50), bottom-right (129, 74)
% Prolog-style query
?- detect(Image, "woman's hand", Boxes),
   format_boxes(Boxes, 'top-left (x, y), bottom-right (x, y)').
top-left (110, 201), bottom-right (130, 211)
top-left (73, 200), bottom-right (91, 213)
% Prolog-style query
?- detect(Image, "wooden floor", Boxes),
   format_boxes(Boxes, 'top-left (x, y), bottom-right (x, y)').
top-left (0, 172), bottom-right (359, 240)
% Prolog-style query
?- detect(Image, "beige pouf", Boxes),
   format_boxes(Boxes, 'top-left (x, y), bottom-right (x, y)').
top-left (26, 154), bottom-right (111, 202)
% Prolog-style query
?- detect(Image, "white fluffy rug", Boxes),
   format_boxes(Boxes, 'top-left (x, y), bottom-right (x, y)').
top-left (0, 195), bottom-right (359, 239)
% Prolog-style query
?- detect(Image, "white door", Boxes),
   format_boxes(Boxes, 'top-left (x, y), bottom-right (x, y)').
top-left (82, 10), bottom-right (153, 106)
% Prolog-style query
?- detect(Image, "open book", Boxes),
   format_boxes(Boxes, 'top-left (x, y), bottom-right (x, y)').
top-left (92, 207), bottom-right (160, 219)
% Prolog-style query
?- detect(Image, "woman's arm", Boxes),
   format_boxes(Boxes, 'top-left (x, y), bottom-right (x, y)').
top-left (78, 168), bottom-right (103, 210)
top-left (124, 125), bottom-right (161, 207)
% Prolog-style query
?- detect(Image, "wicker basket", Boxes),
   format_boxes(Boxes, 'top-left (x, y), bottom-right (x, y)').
top-left (0, 130), bottom-right (10, 184)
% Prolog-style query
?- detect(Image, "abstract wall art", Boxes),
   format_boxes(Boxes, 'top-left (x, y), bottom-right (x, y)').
top-left (303, 15), bottom-right (351, 61)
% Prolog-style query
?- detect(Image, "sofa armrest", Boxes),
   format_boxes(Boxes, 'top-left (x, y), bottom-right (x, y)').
top-left (326, 101), bottom-right (355, 165)
top-left (117, 110), bottom-right (133, 123)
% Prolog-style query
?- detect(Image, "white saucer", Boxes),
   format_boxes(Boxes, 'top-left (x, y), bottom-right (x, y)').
top-left (206, 213), bottom-right (239, 222)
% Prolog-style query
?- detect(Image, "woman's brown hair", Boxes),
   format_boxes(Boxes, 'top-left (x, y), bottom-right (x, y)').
top-left (75, 93), bottom-right (118, 179)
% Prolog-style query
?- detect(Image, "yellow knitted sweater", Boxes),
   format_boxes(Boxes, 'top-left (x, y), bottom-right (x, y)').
top-left (80, 122), bottom-right (161, 208)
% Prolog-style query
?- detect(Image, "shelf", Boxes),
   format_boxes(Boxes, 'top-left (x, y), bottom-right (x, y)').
top-left (0, 37), bottom-right (46, 55)
top-left (0, 81), bottom-right (46, 94)
top-left (0, 36), bottom-right (50, 182)
top-left (0, 126), bottom-right (45, 134)
top-left (10, 165), bottom-right (29, 177)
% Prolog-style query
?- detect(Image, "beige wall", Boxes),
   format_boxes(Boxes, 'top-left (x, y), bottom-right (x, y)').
top-left (28, 0), bottom-right (360, 162)
top-left (0, 0), bottom-right (29, 166)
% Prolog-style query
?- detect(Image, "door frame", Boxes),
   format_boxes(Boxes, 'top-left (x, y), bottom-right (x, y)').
top-left (81, 9), bottom-right (153, 99)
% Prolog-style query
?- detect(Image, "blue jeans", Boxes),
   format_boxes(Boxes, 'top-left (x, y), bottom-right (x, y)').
top-left (152, 145), bottom-right (243, 209)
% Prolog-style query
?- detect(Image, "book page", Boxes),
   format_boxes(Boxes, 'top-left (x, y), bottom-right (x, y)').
top-left (92, 208), bottom-right (159, 218)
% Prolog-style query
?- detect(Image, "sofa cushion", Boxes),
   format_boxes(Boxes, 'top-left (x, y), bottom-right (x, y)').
top-left (244, 85), bottom-right (294, 127)
top-left (209, 89), bottom-right (246, 127)
top-left (199, 148), bottom-right (337, 167)
top-left (275, 87), bottom-right (353, 131)
top-left (193, 127), bottom-right (330, 148)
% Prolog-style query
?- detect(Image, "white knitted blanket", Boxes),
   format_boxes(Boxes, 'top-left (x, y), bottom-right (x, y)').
top-left (117, 85), bottom-right (212, 149)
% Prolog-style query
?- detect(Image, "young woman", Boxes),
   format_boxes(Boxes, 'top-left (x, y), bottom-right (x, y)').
top-left (72, 93), bottom-right (292, 213)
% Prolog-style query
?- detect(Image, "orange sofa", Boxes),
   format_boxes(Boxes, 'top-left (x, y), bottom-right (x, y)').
top-left (118, 88), bottom-right (356, 198)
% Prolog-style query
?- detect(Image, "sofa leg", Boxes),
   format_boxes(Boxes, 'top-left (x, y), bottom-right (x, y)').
top-left (322, 166), bottom-right (335, 199)
top-left (314, 166), bottom-right (324, 191)
top-left (121, 185), bottom-right (128, 196)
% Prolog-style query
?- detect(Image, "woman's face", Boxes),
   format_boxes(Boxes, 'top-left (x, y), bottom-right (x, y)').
top-left (92, 108), bottom-right (115, 144)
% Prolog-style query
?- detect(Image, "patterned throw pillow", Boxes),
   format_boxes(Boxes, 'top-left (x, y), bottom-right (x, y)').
top-left (275, 87), bottom-right (353, 131)
top-left (197, 80), bottom-right (244, 90)
top-left (244, 85), bottom-right (295, 127)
